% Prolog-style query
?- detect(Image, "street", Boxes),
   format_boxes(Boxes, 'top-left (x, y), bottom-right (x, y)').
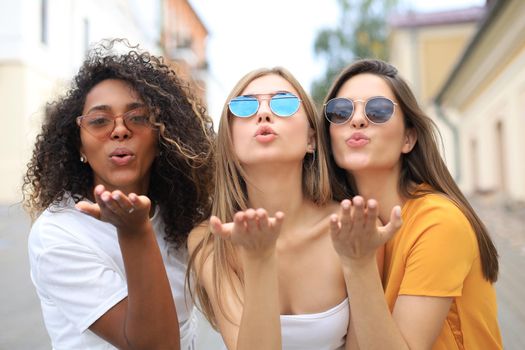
top-left (1, 196), bottom-right (524, 349)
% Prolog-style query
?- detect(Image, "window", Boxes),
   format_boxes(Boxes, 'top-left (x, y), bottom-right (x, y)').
top-left (41, 0), bottom-right (48, 45)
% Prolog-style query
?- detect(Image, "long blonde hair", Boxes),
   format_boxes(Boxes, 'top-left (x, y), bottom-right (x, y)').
top-left (321, 59), bottom-right (498, 282)
top-left (187, 67), bottom-right (332, 328)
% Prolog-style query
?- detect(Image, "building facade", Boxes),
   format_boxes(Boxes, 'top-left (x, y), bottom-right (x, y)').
top-left (434, 0), bottom-right (525, 203)
top-left (0, 0), bottom-right (209, 204)
top-left (162, 0), bottom-right (208, 102)
top-left (389, 0), bottom-right (525, 204)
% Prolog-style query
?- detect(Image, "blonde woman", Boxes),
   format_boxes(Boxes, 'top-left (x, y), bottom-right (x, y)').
top-left (323, 59), bottom-right (502, 349)
top-left (188, 67), bottom-right (372, 349)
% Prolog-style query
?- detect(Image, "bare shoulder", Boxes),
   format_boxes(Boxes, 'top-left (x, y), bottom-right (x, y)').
top-left (188, 221), bottom-right (209, 255)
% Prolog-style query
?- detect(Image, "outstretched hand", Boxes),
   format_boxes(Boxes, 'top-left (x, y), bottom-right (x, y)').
top-left (75, 184), bottom-right (151, 233)
top-left (209, 208), bottom-right (284, 259)
top-left (330, 196), bottom-right (402, 265)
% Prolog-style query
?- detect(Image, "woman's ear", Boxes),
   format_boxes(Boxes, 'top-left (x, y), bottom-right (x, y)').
top-left (307, 128), bottom-right (316, 153)
top-left (401, 128), bottom-right (417, 154)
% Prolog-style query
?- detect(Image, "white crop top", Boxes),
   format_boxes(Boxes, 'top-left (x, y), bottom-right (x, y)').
top-left (280, 298), bottom-right (349, 350)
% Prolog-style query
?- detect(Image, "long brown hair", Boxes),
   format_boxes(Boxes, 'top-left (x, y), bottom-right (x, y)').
top-left (187, 67), bottom-right (333, 328)
top-left (321, 58), bottom-right (498, 282)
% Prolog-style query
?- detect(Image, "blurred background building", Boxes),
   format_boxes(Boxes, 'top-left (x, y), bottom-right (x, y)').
top-left (161, 0), bottom-right (208, 101)
top-left (389, 0), bottom-right (525, 205)
top-left (0, 0), bottom-right (209, 205)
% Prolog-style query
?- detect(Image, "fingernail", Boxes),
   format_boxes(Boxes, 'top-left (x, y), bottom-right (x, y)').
top-left (394, 206), bottom-right (401, 217)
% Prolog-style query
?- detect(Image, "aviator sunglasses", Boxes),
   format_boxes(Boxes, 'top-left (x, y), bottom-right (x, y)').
top-left (228, 92), bottom-right (301, 118)
top-left (324, 96), bottom-right (397, 125)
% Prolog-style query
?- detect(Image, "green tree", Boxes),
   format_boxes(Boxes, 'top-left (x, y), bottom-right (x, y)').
top-left (311, 0), bottom-right (399, 104)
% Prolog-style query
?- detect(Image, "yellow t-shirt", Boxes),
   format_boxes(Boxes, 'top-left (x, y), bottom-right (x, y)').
top-left (383, 192), bottom-right (502, 349)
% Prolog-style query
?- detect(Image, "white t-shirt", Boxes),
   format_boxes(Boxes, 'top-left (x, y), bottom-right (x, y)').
top-left (28, 195), bottom-right (196, 350)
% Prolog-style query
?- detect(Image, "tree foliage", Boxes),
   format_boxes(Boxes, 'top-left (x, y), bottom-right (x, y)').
top-left (311, 0), bottom-right (399, 104)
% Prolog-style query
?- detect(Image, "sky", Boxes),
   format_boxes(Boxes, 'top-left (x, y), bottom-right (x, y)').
top-left (189, 0), bottom-right (485, 122)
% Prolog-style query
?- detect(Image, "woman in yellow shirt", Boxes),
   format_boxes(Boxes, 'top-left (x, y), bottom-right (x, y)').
top-left (322, 58), bottom-right (502, 349)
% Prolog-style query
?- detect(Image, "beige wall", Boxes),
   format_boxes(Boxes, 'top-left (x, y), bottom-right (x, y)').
top-left (418, 24), bottom-right (475, 103)
top-left (389, 23), bottom-right (477, 103)
top-left (456, 46), bottom-right (525, 200)
top-left (0, 63), bottom-right (60, 204)
top-left (437, 0), bottom-right (525, 202)
top-left (0, 0), bottom-right (161, 205)
top-left (389, 20), bottom-right (478, 184)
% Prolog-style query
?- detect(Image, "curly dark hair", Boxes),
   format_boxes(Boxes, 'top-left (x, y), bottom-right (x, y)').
top-left (22, 39), bottom-right (216, 248)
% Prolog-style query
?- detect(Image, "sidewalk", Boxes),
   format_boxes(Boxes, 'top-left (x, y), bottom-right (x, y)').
top-left (0, 204), bottom-right (49, 350)
top-left (0, 204), bottom-right (224, 350)
top-left (469, 194), bottom-right (525, 349)
top-left (1, 197), bottom-right (524, 349)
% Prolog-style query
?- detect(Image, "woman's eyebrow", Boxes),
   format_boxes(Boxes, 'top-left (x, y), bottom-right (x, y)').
top-left (85, 102), bottom-right (145, 114)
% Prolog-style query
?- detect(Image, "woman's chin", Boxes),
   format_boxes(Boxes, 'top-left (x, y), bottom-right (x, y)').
top-left (337, 155), bottom-right (371, 171)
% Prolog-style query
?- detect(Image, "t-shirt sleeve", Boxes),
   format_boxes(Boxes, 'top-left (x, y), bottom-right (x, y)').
top-left (34, 240), bottom-right (128, 332)
top-left (399, 203), bottom-right (477, 297)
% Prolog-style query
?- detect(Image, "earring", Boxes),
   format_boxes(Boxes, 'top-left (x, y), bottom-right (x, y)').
top-left (80, 155), bottom-right (87, 163)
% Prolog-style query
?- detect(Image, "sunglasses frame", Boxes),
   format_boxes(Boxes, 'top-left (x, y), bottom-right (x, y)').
top-left (76, 107), bottom-right (154, 139)
top-left (324, 96), bottom-right (398, 125)
top-left (228, 92), bottom-right (302, 118)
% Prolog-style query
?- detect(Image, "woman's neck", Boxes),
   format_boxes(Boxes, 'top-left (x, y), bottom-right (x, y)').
top-left (352, 168), bottom-right (405, 224)
top-left (243, 162), bottom-right (312, 230)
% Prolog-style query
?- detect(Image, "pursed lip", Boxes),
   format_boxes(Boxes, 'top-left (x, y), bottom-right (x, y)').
top-left (254, 125), bottom-right (277, 137)
top-left (346, 132), bottom-right (370, 147)
top-left (109, 147), bottom-right (135, 158)
top-left (108, 147), bottom-right (136, 166)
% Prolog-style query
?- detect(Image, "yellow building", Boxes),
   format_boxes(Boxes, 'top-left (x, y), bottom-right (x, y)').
top-left (389, 6), bottom-right (485, 104)
top-left (435, 0), bottom-right (525, 202)
top-left (390, 0), bottom-right (525, 203)
top-left (389, 5), bottom-right (484, 183)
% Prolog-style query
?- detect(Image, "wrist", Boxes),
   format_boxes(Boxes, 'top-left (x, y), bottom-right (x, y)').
top-left (117, 220), bottom-right (154, 240)
top-left (241, 248), bottom-right (277, 266)
top-left (340, 254), bottom-right (378, 272)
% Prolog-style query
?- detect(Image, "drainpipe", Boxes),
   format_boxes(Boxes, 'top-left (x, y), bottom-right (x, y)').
top-left (434, 103), bottom-right (461, 183)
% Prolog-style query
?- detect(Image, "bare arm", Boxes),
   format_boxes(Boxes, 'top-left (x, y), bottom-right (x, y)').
top-left (77, 185), bottom-right (179, 350)
top-left (344, 218), bottom-right (385, 350)
top-left (332, 197), bottom-right (451, 350)
top-left (189, 209), bottom-right (283, 350)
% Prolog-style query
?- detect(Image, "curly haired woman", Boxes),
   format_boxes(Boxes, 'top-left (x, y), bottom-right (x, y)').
top-left (23, 39), bottom-right (215, 350)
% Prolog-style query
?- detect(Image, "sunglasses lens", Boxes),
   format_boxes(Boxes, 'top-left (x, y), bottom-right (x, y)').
top-left (270, 93), bottom-right (301, 117)
top-left (325, 98), bottom-right (354, 124)
top-left (229, 96), bottom-right (259, 117)
top-left (365, 97), bottom-right (395, 123)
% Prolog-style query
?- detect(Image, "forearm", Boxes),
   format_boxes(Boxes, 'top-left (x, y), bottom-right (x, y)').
top-left (237, 251), bottom-right (281, 350)
top-left (343, 259), bottom-right (408, 350)
top-left (118, 224), bottom-right (180, 349)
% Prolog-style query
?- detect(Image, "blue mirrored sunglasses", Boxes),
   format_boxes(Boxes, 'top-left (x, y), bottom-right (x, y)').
top-left (228, 92), bottom-right (301, 118)
top-left (324, 96), bottom-right (397, 125)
